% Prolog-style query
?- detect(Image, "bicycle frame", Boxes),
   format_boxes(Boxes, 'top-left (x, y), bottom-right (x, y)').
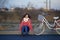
top-left (43, 17), bottom-right (55, 29)
top-left (41, 15), bottom-right (60, 29)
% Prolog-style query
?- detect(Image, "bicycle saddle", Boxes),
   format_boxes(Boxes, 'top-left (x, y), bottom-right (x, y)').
top-left (53, 17), bottom-right (59, 19)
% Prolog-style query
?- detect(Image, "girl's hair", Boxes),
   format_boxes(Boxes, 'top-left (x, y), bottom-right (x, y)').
top-left (20, 13), bottom-right (31, 23)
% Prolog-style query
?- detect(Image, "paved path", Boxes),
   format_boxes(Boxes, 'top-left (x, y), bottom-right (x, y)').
top-left (0, 22), bottom-right (60, 35)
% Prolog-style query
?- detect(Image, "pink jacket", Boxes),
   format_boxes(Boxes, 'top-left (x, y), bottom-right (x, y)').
top-left (19, 19), bottom-right (33, 31)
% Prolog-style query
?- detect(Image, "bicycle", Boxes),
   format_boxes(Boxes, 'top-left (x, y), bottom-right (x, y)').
top-left (33, 14), bottom-right (60, 35)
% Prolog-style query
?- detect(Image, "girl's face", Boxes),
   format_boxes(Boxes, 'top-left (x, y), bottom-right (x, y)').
top-left (25, 15), bottom-right (28, 18)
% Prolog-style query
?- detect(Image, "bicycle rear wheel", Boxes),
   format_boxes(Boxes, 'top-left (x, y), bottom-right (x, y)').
top-left (34, 23), bottom-right (45, 35)
top-left (56, 20), bottom-right (60, 35)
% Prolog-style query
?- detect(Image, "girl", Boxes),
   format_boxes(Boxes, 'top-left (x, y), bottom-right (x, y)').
top-left (19, 13), bottom-right (33, 35)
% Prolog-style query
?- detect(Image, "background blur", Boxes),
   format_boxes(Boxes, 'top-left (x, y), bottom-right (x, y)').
top-left (0, 0), bottom-right (60, 34)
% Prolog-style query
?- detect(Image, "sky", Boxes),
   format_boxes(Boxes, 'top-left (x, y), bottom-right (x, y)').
top-left (0, 0), bottom-right (60, 10)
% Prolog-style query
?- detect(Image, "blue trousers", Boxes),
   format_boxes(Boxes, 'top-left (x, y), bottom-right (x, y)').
top-left (22, 26), bottom-right (29, 34)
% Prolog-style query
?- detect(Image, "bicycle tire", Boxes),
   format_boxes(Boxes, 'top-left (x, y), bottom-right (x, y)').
top-left (55, 20), bottom-right (60, 35)
top-left (33, 24), bottom-right (45, 35)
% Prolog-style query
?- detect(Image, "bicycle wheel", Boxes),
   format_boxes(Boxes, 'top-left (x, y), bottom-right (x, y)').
top-left (56, 20), bottom-right (60, 35)
top-left (33, 23), bottom-right (45, 35)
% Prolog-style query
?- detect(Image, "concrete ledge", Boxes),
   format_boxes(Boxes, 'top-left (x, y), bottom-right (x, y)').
top-left (0, 31), bottom-right (34, 35)
top-left (0, 31), bottom-right (21, 34)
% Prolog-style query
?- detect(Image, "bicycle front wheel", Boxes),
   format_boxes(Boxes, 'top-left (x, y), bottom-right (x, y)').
top-left (34, 23), bottom-right (45, 35)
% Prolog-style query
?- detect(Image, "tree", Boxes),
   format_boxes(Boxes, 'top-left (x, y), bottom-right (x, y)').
top-left (0, 0), bottom-right (8, 8)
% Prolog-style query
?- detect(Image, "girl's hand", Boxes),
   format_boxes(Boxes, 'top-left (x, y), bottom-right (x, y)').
top-left (29, 30), bottom-right (33, 35)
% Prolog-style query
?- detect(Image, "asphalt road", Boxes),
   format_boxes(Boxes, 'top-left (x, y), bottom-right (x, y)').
top-left (0, 35), bottom-right (60, 40)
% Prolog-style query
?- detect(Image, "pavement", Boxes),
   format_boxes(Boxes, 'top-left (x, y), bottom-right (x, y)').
top-left (0, 22), bottom-right (60, 35)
